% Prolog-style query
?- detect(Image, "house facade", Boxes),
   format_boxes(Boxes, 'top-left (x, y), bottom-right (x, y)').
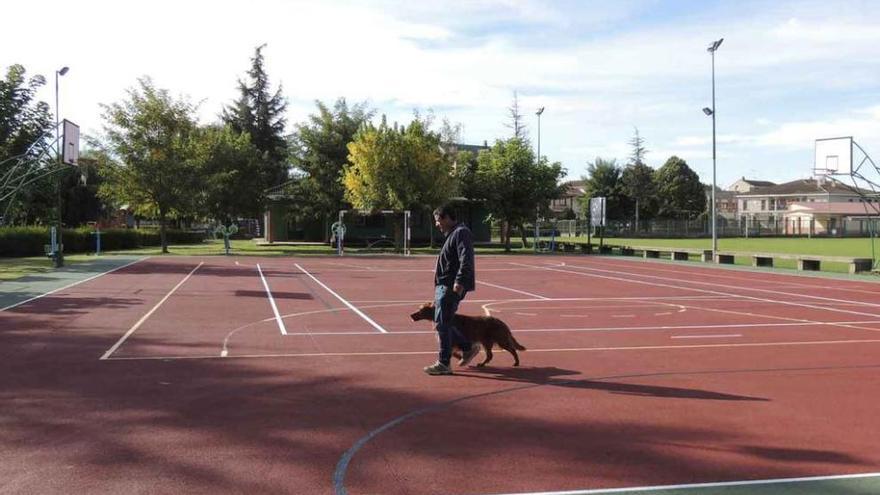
top-left (783, 202), bottom-right (880, 236)
top-left (550, 180), bottom-right (586, 217)
top-left (735, 177), bottom-right (872, 235)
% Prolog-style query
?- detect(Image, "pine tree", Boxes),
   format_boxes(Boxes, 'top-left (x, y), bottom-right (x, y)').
top-left (504, 91), bottom-right (528, 140)
top-left (222, 44), bottom-right (289, 189)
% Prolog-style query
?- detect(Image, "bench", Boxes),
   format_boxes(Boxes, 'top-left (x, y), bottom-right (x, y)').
top-left (797, 255), bottom-right (873, 274)
top-left (626, 246), bottom-right (713, 262)
top-left (716, 251), bottom-right (873, 274)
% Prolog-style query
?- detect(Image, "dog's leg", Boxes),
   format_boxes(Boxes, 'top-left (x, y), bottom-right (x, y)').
top-left (478, 340), bottom-right (493, 367)
top-left (498, 341), bottom-right (520, 366)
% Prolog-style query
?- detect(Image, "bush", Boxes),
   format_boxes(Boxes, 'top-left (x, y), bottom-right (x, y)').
top-left (0, 226), bottom-right (206, 257)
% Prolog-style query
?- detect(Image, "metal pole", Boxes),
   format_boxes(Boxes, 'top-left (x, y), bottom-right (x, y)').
top-left (54, 69), bottom-right (64, 268)
top-left (711, 48), bottom-right (718, 258)
top-left (537, 112), bottom-right (541, 159)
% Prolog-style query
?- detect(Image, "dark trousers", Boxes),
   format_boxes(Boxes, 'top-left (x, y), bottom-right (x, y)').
top-left (434, 285), bottom-right (472, 365)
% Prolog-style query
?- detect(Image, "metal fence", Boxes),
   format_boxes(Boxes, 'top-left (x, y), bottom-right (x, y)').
top-left (508, 217), bottom-right (880, 239)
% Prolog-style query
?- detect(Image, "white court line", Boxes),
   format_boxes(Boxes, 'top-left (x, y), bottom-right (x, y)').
top-left (559, 262), bottom-right (880, 314)
top-left (1, 257), bottom-right (146, 312)
top-left (102, 337), bottom-right (880, 361)
top-left (99, 261), bottom-right (203, 360)
top-left (277, 319), bottom-right (880, 335)
top-left (671, 334), bottom-right (742, 339)
top-left (511, 262), bottom-right (880, 321)
top-left (294, 263), bottom-right (388, 333)
top-left (257, 263), bottom-right (288, 336)
top-left (486, 471), bottom-right (880, 495)
top-left (477, 280), bottom-right (550, 299)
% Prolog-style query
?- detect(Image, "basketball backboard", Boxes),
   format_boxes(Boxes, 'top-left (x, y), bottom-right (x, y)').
top-left (62, 119), bottom-right (80, 166)
top-left (814, 136), bottom-right (852, 176)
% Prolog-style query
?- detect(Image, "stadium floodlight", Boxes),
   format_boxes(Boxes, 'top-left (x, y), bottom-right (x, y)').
top-left (705, 38), bottom-right (722, 259)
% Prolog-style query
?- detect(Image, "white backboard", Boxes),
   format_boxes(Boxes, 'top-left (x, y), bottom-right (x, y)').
top-left (62, 119), bottom-right (80, 166)
top-left (814, 137), bottom-right (852, 176)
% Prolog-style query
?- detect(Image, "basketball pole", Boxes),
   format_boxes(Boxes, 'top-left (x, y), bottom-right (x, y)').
top-left (54, 66), bottom-right (69, 268)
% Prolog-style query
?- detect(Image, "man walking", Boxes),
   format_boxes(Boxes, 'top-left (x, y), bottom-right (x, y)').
top-left (424, 204), bottom-right (480, 375)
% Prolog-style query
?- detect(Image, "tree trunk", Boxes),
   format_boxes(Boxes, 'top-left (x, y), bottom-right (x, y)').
top-left (518, 222), bottom-right (528, 249)
top-left (502, 221), bottom-right (511, 252)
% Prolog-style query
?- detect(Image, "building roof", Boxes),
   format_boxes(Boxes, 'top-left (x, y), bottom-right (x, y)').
top-left (738, 178), bottom-right (867, 196)
top-left (737, 177), bottom-right (776, 187)
top-left (787, 201), bottom-right (880, 216)
top-left (560, 180), bottom-right (586, 197)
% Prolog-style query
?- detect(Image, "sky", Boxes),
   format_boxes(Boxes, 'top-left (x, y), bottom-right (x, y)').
top-left (4, 0), bottom-right (880, 188)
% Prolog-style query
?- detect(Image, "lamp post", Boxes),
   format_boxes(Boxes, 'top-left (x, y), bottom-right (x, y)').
top-left (704, 38), bottom-right (722, 259)
top-left (534, 106), bottom-right (545, 252)
top-left (54, 66), bottom-right (69, 268)
top-left (535, 106), bottom-right (545, 159)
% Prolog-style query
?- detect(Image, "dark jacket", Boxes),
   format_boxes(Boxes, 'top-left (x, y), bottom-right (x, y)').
top-left (434, 223), bottom-right (475, 290)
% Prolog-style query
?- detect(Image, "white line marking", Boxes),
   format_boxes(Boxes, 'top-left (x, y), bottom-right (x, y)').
top-left (486, 471), bottom-right (880, 495)
top-left (235, 319), bottom-right (880, 337)
top-left (563, 262), bottom-right (880, 315)
top-left (515, 312), bottom-right (538, 316)
top-left (477, 280), bottom-right (549, 299)
top-left (294, 263), bottom-right (388, 333)
top-left (103, 338), bottom-right (880, 361)
top-left (99, 261), bottom-right (203, 360)
top-left (1, 257), bottom-right (147, 312)
top-left (611, 314), bottom-right (636, 318)
top-left (257, 263), bottom-right (288, 336)
top-left (671, 334), bottom-right (742, 339)
top-left (511, 262), bottom-right (880, 320)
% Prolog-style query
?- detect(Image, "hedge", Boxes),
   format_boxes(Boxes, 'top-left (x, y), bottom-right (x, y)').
top-left (0, 226), bottom-right (206, 257)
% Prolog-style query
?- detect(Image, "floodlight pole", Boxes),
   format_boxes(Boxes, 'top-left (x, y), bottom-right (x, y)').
top-left (54, 66), bottom-right (69, 268)
top-left (534, 107), bottom-right (545, 252)
top-left (707, 39), bottom-right (722, 259)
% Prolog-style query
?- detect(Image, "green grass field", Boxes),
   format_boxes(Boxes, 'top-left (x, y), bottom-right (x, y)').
top-left (2, 237), bottom-right (878, 281)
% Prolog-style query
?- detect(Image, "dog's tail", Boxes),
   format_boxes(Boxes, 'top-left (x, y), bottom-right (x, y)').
top-left (501, 321), bottom-right (526, 350)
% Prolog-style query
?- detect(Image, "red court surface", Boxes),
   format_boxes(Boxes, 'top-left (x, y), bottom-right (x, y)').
top-left (2, 254), bottom-right (880, 494)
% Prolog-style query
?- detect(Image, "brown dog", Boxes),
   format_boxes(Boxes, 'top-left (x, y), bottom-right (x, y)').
top-left (410, 302), bottom-right (526, 366)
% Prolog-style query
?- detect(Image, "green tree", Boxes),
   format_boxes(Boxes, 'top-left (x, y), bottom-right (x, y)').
top-left (621, 162), bottom-right (657, 226)
top-left (291, 98), bottom-right (372, 237)
top-left (344, 116), bottom-right (455, 247)
top-left (191, 125), bottom-right (264, 224)
top-left (1, 64), bottom-right (54, 224)
top-left (476, 138), bottom-right (565, 251)
top-left (222, 44), bottom-right (289, 190)
top-left (620, 128), bottom-right (658, 228)
top-left (654, 156), bottom-right (706, 219)
top-left (99, 77), bottom-right (201, 253)
top-left (579, 158), bottom-right (628, 221)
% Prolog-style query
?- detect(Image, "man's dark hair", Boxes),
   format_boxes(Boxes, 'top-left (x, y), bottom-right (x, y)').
top-left (433, 203), bottom-right (457, 221)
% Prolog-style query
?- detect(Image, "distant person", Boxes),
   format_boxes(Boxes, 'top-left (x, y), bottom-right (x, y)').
top-left (424, 204), bottom-right (479, 375)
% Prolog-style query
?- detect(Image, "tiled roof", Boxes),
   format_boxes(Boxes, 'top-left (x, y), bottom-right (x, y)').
top-left (738, 178), bottom-right (866, 196)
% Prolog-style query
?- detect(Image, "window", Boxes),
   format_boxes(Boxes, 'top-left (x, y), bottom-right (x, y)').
top-left (742, 200), bottom-right (748, 211)
top-left (761, 200), bottom-right (766, 210)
